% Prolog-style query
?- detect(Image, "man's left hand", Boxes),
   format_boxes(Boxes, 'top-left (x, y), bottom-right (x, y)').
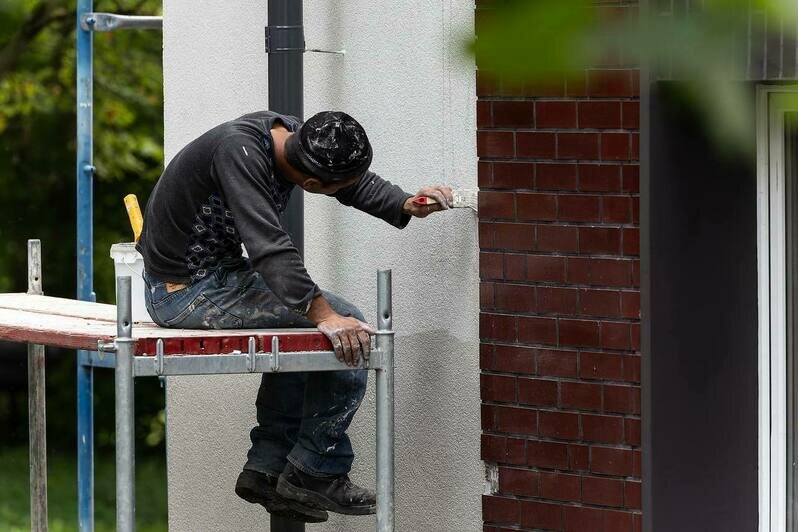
top-left (403, 185), bottom-right (454, 218)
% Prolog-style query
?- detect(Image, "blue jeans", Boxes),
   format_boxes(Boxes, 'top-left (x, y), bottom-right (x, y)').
top-left (143, 259), bottom-right (368, 476)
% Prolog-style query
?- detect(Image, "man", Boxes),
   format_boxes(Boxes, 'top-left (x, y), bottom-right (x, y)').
top-left (137, 110), bottom-right (452, 523)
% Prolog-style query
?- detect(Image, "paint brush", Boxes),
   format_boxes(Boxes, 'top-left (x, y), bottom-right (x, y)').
top-left (413, 188), bottom-right (478, 212)
top-left (124, 194), bottom-right (144, 242)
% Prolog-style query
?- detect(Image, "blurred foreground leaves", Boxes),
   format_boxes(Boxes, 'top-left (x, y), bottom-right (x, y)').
top-left (471, 0), bottom-right (798, 152)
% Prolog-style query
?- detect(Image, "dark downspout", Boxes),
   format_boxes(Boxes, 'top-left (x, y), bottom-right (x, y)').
top-left (267, 8), bottom-right (307, 532)
top-left (268, 0), bottom-right (305, 258)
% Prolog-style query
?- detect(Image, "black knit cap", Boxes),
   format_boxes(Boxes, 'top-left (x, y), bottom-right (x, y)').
top-left (285, 111), bottom-right (373, 184)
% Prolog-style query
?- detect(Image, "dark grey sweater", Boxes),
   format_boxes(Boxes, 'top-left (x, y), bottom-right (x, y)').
top-left (137, 111), bottom-right (412, 314)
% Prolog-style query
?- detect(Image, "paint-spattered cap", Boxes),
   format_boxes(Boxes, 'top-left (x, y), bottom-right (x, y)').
top-left (285, 111), bottom-right (373, 183)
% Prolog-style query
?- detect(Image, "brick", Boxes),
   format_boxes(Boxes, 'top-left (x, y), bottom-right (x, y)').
top-left (601, 132), bottom-right (631, 161)
top-left (477, 100), bottom-right (492, 128)
top-left (536, 101), bottom-right (577, 128)
top-left (492, 101), bottom-right (535, 128)
top-left (624, 418), bottom-right (641, 446)
top-left (579, 101), bottom-right (622, 129)
top-left (518, 316), bottom-right (558, 345)
top-left (482, 495), bottom-right (519, 525)
top-left (539, 410), bottom-right (580, 440)
top-left (537, 224), bottom-right (579, 253)
top-left (600, 322), bottom-right (631, 350)
top-left (537, 349), bottom-right (578, 377)
top-left (516, 193), bottom-right (557, 221)
top-left (559, 319), bottom-right (600, 348)
top-left (569, 444), bottom-right (590, 471)
top-left (620, 291), bottom-right (640, 319)
top-left (579, 289), bottom-right (621, 318)
top-left (591, 446), bottom-right (635, 476)
top-left (527, 439), bottom-right (569, 469)
top-left (622, 101), bottom-right (639, 129)
top-left (540, 472), bottom-right (581, 502)
top-left (480, 252), bottom-right (503, 280)
top-left (481, 373), bottom-right (517, 402)
top-left (621, 164), bottom-right (639, 192)
top-left (493, 344), bottom-right (536, 374)
top-left (504, 253), bottom-right (526, 280)
top-left (558, 194), bottom-right (601, 222)
top-left (518, 378), bottom-right (558, 406)
top-left (561, 381), bottom-right (603, 411)
top-left (478, 160), bottom-right (493, 188)
top-left (494, 283), bottom-right (536, 313)
top-left (604, 385), bottom-right (640, 414)
top-left (536, 286), bottom-right (578, 314)
top-left (523, 77), bottom-right (566, 97)
top-left (480, 343), bottom-right (494, 370)
top-left (480, 434), bottom-right (526, 465)
top-left (558, 132), bottom-right (600, 160)
top-left (480, 222), bottom-right (494, 248)
top-left (587, 69), bottom-right (634, 97)
top-left (482, 404), bottom-right (496, 431)
top-left (499, 467), bottom-right (539, 497)
top-left (481, 282), bottom-right (494, 308)
top-left (480, 191), bottom-right (515, 219)
top-left (623, 355), bottom-right (641, 383)
top-left (564, 506), bottom-right (634, 532)
top-left (564, 506), bottom-right (603, 532)
top-left (632, 197), bottom-right (640, 224)
top-left (567, 257), bottom-right (632, 287)
top-left (633, 449), bottom-right (642, 476)
top-left (519, 500), bottom-right (564, 530)
top-left (481, 433), bottom-right (506, 462)
top-left (579, 164), bottom-right (622, 192)
top-left (631, 260), bottom-right (640, 287)
top-left (623, 227), bottom-right (640, 256)
top-left (537, 163), bottom-right (578, 190)
top-left (624, 481), bottom-right (642, 509)
top-left (517, 132), bottom-right (556, 158)
top-left (494, 223), bottom-right (535, 251)
top-left (582, 414), bottom-right (625, 443)
top-left (583, 475), bottom-right (625, 507)
top-left (495, 405), bottom-right (537, 435)
top-left (631, 323), bottom-right (640, 350)
top-left (493, 162), bottom-right (533, 189)
top-left (631, 133), bottom-right (639, 159)
top-left (478, 130), bottom-right (514, 158)
top-left (526, 255), bottom-right (566, 283)
top-left (580, 351), bottom-right (624, 381)
top-left (480, 313), bottom-right (516, 342)
top-left (579, 227), bottom-right (622, 255)
top-left (602, 195), bottom-right (632, 223)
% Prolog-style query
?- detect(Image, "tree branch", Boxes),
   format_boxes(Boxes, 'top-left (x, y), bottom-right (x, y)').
top-left (0, 1), bottom-right (71, 78)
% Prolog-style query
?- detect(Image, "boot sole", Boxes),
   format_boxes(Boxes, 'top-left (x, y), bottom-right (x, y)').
top-left (235, 478), bottom-right (329, 523)
top-left (276, 476), bottom-right (377, 516)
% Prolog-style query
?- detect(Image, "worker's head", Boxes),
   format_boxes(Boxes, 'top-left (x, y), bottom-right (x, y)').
top-left (285, 111), bottom-right (372, 194)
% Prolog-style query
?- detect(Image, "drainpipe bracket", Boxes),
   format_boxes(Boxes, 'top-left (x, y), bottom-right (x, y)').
top-left (265, 25), bottom-right (305, 53)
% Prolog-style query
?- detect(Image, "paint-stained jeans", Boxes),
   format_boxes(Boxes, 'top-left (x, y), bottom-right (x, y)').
top-left (143, 259), bottom-right (368, 476)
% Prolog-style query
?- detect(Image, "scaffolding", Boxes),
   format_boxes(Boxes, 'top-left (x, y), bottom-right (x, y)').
top-left (4, 2), bottom-right (397, 532)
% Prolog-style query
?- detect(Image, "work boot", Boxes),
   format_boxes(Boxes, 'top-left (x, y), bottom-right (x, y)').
top-left (235, 469), bottom-right (328, 523)
top-left (276, 462), bottom-right (376, 515)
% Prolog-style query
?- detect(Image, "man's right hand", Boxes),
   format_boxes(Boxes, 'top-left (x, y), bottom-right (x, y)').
top-left (307, 294), bottom-right (375, 367)
top-left (317, 315), bottom-right (375, 367)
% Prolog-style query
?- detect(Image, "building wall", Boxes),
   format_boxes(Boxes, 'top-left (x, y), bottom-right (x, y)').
top-left (476, 2), bottom-right (643, 530)
top-left (162, 1), bottom-right (479, 531)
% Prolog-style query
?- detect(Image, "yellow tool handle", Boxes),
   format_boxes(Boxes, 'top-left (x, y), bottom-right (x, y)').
top-left (124, 194), bottom-right (144, 242)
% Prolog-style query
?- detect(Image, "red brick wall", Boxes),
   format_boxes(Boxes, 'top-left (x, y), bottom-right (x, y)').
top-left (477, 4), bottom-right (642, 531)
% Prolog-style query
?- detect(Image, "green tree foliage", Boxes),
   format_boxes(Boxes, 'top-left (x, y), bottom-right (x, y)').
top-left (0, 0), bottom-right (165, 452)
top-left (471, 0), bottom-right (798, 152)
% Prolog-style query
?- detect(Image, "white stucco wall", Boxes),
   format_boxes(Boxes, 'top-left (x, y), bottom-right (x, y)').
top-left (162, 2), bottom-right (478, 531)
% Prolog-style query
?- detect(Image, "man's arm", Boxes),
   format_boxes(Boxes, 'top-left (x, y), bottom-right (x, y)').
top-left (213, 136), bottom-right (373, 366)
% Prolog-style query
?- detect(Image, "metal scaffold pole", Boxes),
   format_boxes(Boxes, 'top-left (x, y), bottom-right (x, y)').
top-left (76, 1), bottom-right (95, 530)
